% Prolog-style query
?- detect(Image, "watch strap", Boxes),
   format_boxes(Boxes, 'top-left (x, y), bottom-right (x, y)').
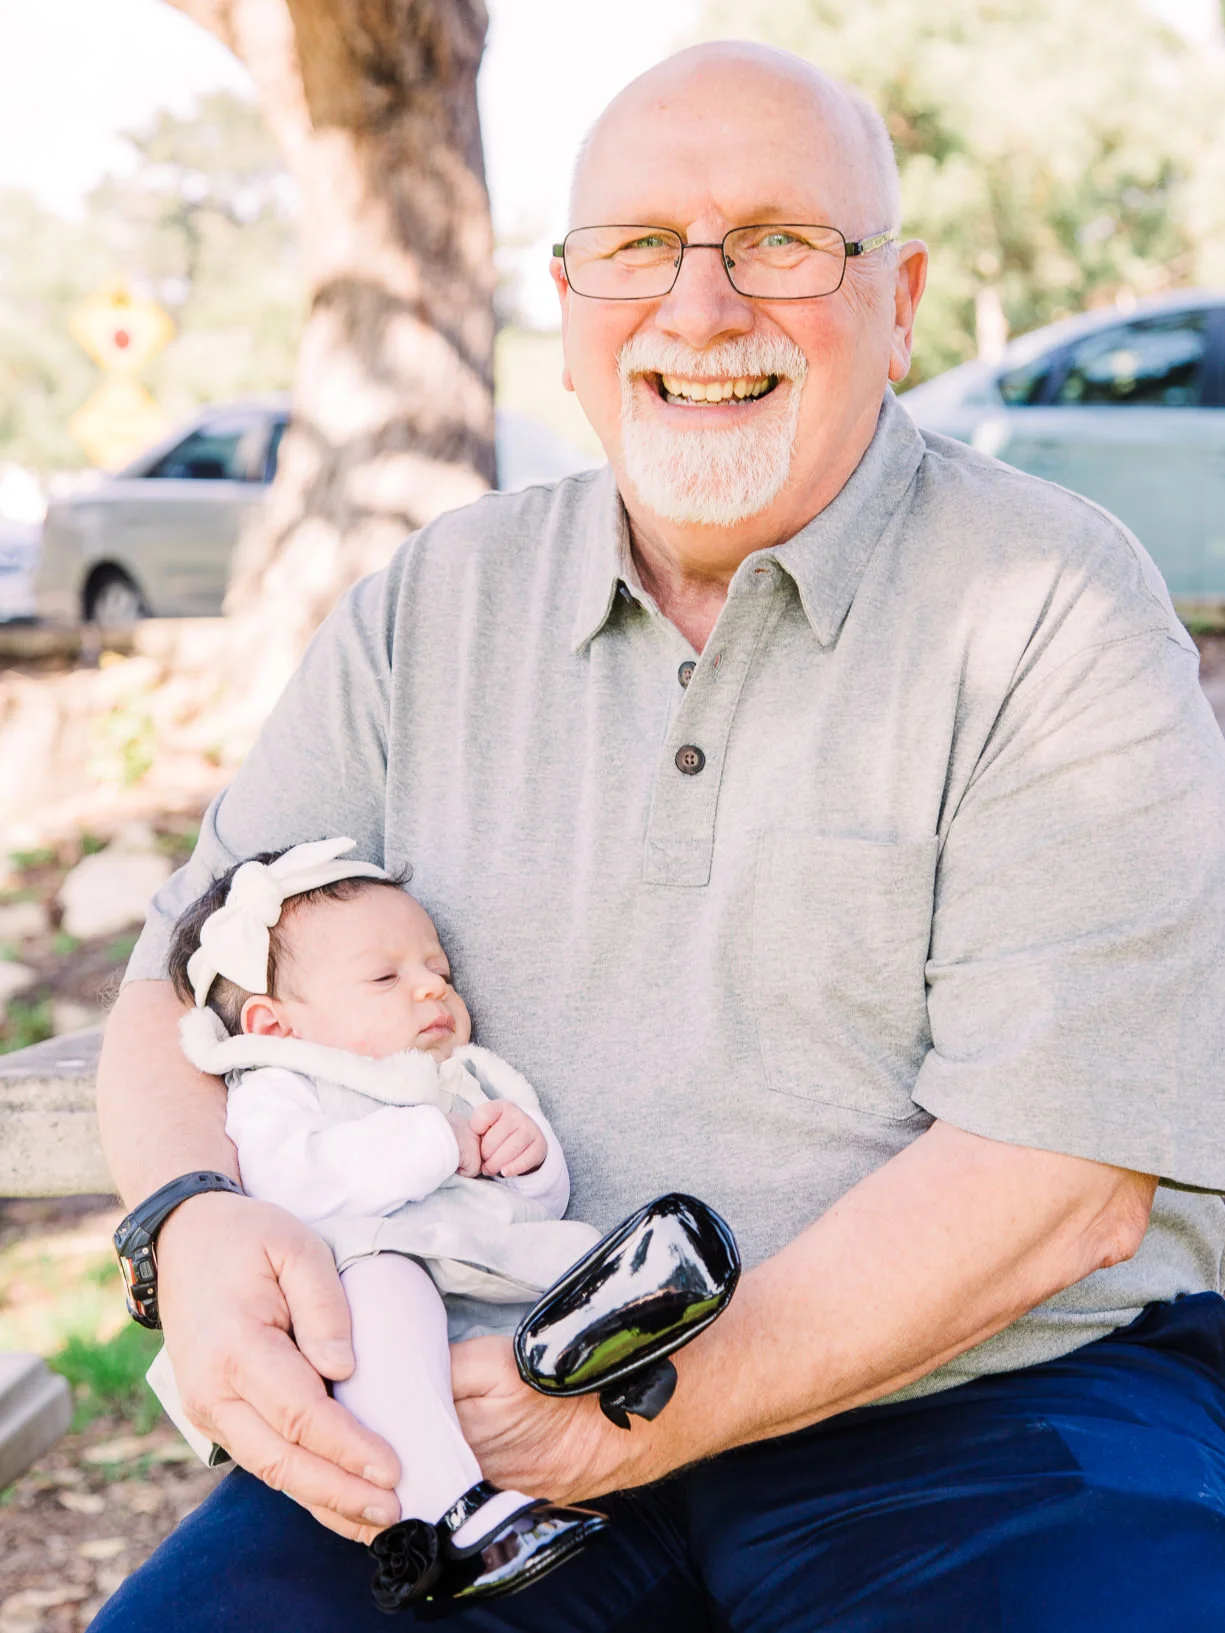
top-left (114, 1171), bottom-right (244, 1329)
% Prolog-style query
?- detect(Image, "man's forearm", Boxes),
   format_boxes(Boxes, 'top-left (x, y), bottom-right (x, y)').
top-left (654, 1121), bottom-right (1156, 1474)
top-left (97, 979), bottom-right (236, 1205)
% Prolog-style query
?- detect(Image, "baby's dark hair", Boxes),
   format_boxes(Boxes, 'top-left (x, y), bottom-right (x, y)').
top-left (167, 848), bottom-right (408, 1035)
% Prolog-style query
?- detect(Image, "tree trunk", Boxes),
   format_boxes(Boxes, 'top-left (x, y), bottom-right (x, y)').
top-left (165, 0), bottom-right (495, 711)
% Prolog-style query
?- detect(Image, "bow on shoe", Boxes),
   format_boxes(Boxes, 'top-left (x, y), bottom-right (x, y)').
top-left (513, 1193), bottom-right (740, 1428)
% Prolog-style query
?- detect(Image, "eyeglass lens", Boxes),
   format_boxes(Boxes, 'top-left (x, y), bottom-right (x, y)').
top-left (562, 225), bottom-right (850, 300)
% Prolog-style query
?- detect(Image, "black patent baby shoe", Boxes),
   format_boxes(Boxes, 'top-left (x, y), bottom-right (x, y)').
top-left (368, 1516), bottom-right (443, 1613)
top-left (514, 1192), bottom-right (740, 1429)
top-left (438, 1482), bottom-right (608, 1603)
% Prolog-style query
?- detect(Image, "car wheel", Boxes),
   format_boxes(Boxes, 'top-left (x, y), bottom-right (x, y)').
top-left (85, 569), bottom-right (147, 626)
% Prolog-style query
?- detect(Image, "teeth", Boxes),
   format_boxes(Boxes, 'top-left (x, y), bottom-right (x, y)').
top-left (658, 374), bottom-right (773, 403)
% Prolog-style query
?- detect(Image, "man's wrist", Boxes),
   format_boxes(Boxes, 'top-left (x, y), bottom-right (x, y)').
top-left (113, 1171), bottom-right (245, 1328)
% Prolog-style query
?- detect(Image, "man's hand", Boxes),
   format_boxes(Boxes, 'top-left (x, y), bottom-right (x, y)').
top-left (468, 1101), bottom-right (547, 1177)
top-left (447, 1112), bottom-right (483, 1177)
top-left (451, 1336), bottom-right (669, 1502)
top-left (155, 1189), bottom-right (401, 1544)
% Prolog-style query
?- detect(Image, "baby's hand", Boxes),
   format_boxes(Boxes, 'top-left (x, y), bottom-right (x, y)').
top-left (447, 1112), bottom-right (483, 1178)
top-left (467, 1101), bottom-right (547, 1178)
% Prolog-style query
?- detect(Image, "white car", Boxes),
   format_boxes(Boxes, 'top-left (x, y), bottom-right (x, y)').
top-left (901, 290), bottom-right (1225, 599)
top-left (0, 518), bottom-right (38, 622)
top-left (35, 400), bottom-right (600, 624)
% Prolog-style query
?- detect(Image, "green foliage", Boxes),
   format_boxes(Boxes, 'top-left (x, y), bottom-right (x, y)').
top-left (49, 1324), bottom-right (165, 1433)
top-left (698, 0), bottom-right (1225, 381)
top-left (0, 92), bottom-right (304, 471)
top-left (8, 846), bottom-right (57, 870)
top-left (0, 996), bottom-right (53, 1054)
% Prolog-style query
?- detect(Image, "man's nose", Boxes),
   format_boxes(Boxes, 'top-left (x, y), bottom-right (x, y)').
top-left (655, 242), bottom-right (755, 349)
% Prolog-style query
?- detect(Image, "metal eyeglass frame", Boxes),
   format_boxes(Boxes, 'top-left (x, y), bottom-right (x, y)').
top-left (552, 224), bottom-right (899, 301)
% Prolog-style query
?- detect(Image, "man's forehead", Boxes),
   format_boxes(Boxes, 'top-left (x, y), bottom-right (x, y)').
top-left (572, 48), bottom-right (874, 230)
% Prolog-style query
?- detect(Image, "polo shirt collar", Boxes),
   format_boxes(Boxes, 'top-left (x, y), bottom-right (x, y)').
top-left (569, 390), bottom-right (925, 653)
top-left (774, 390), bottom-right (925, 647)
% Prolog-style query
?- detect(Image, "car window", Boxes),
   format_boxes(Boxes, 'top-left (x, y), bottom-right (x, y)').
top-left (1052, 312), bottom-right (1209, 407)
top-left (998, 354), bottom-right (1058, 406)
top-left (264, 419), bottom-right (287, 482)
top-left (146, 419), bottom-right (267, 481)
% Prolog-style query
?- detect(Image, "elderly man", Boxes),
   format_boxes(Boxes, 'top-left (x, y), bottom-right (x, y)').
top-left (92, 41), bottom-right (1225, 1633)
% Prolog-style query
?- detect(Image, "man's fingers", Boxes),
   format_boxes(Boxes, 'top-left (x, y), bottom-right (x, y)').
top-left (208, 1395), bottom-right (401, 1532)
top-left (266, 1226), bottom-right (355, 1381)
top-left (302, 1499), bottom-right (384, 1547)
top-left (229, 1326), bottom-right (400, 1490)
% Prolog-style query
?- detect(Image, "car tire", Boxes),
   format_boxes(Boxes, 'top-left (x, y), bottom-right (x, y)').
top-left (84, 569), bottom-right (147, 627)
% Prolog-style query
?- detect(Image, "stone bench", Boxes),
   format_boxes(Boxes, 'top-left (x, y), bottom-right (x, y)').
top-left (0, 1027), bottom-right (109, 1486)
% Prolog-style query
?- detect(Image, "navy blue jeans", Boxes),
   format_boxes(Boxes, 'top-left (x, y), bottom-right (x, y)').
top-left (91, 1294), bottom-right (1225, 1631)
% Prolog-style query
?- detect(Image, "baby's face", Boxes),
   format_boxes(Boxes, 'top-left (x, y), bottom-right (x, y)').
top-left (243, 886), bottom-right (471, 1061)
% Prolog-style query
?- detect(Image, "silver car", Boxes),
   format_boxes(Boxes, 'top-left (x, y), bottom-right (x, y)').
top-left (35, 399), bottom-right (599, 623)
top-left (901, 291), bottom-right (1225, 598)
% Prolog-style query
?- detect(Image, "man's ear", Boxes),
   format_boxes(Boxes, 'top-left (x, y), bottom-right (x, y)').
top-left (887, 239), bottom-right (929, 384)
top-left (241, 995), bottom-right (295, 1037)
top-left (550, 254), bottom-right (576, 393)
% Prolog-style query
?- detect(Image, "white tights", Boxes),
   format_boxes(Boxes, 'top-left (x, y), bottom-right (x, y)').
top-left (335, 1254), bottom-right (533, 1546)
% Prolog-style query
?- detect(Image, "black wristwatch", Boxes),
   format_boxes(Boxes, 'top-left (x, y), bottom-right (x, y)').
top-left (113, 1172), bottom-right (245, 1329)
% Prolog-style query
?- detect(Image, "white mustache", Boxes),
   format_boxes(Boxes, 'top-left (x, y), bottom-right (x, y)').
top-left (617, 332), bottom-right (809, 387)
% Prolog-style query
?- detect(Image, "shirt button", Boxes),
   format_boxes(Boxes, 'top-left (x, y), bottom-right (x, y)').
top-left (677, 660), bottom-right (696, 688)
top-left (675, 744), bottom-right (705, 775)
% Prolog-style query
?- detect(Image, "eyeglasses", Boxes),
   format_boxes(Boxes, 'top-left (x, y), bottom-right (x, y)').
top-left (552, 224), bottom-right (898, 302)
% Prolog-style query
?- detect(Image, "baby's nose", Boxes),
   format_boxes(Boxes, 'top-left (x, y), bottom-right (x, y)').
top-left (412, 968), bottom-right (447, 998)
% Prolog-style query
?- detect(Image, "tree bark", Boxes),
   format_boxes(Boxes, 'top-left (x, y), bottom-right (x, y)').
top-left (165, 0), bottom-right (495, 708)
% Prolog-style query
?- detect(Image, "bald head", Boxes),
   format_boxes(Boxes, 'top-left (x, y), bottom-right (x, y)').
top-left (570, 42), bottom-right (901, 237)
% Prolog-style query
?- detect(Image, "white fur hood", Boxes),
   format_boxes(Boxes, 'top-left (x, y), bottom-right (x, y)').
top-left (178, 1007), bottom-right (542, 1113)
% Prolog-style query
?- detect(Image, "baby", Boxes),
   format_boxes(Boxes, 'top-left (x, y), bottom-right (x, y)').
top-left (164, 838), bottom-right (606, 1611)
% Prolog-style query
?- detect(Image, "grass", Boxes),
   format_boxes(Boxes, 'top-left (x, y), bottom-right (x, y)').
top-left (0, 1210), bottom-right (170, 1438)
top-left (49, 1325), bottom-right (166, 1434)
top-left (0, 996), bottom-right (53, 1054)
top-left (7, 846), bottom-right (57, 871)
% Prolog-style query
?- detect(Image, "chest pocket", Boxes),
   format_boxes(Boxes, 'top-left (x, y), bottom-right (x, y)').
top-left (752, 831), bottom-right (938, 1121)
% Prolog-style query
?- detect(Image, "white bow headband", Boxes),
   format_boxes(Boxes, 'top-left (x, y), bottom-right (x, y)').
top-left (187, 837), bottom-right (390, 1009)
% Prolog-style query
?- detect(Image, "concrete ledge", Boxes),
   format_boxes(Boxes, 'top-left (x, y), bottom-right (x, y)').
top-left (0, 1027), bottom-right (110, 1197)
top-left (0, 1353), bottom-right (72, 1490)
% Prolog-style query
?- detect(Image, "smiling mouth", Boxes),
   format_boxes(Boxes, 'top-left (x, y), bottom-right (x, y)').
top-left (652, 372), bottom-right (780, 406)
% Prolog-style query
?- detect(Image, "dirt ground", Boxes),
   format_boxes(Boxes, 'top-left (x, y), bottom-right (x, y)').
top-left (0, 1200), bottom-right (224, 1633)
top-left (0, 1411), bottom-right (224, 1633)
top-left (0, 813), bottom-right (202, 1054)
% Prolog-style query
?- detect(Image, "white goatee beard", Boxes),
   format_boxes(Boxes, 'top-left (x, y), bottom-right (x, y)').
top-left (617, 334), bottom-right (808, 527)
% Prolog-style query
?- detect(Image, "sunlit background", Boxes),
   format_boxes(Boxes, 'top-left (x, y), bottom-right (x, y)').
top-left (3, 5), bottom-right (1225, 1618)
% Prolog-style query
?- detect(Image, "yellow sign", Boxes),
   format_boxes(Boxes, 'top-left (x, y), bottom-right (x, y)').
top-left (68, 378), bottom-right (169, 472)
top-left (69, 279), bottom-right (175, 377)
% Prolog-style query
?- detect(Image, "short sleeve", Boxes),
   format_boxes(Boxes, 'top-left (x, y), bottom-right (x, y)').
top-left (123, 558), bottom-right (399, 984)
top-left (913, 627), bottom-right (1225, 1192)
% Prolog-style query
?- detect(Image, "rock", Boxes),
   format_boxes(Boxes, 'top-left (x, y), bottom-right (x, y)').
top-left (0, 901), bottom-right (50, 942)
top-left (0, 1353), bottom-right (72, 1493)
top-left (0, 960), bottom-right (37, 1021)
top-left (51, 999), bottom-right (107, 1036)
top-left (77, 1538), bottom-right (126, 1562)
top-left (58, 1490), bottom-right (106, 1515)
top-left (57, 831), bottom-right (171, 941)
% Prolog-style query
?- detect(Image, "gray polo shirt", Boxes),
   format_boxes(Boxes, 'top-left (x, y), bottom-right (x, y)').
top-left (128, 390), bottom-right (1225, 1399)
